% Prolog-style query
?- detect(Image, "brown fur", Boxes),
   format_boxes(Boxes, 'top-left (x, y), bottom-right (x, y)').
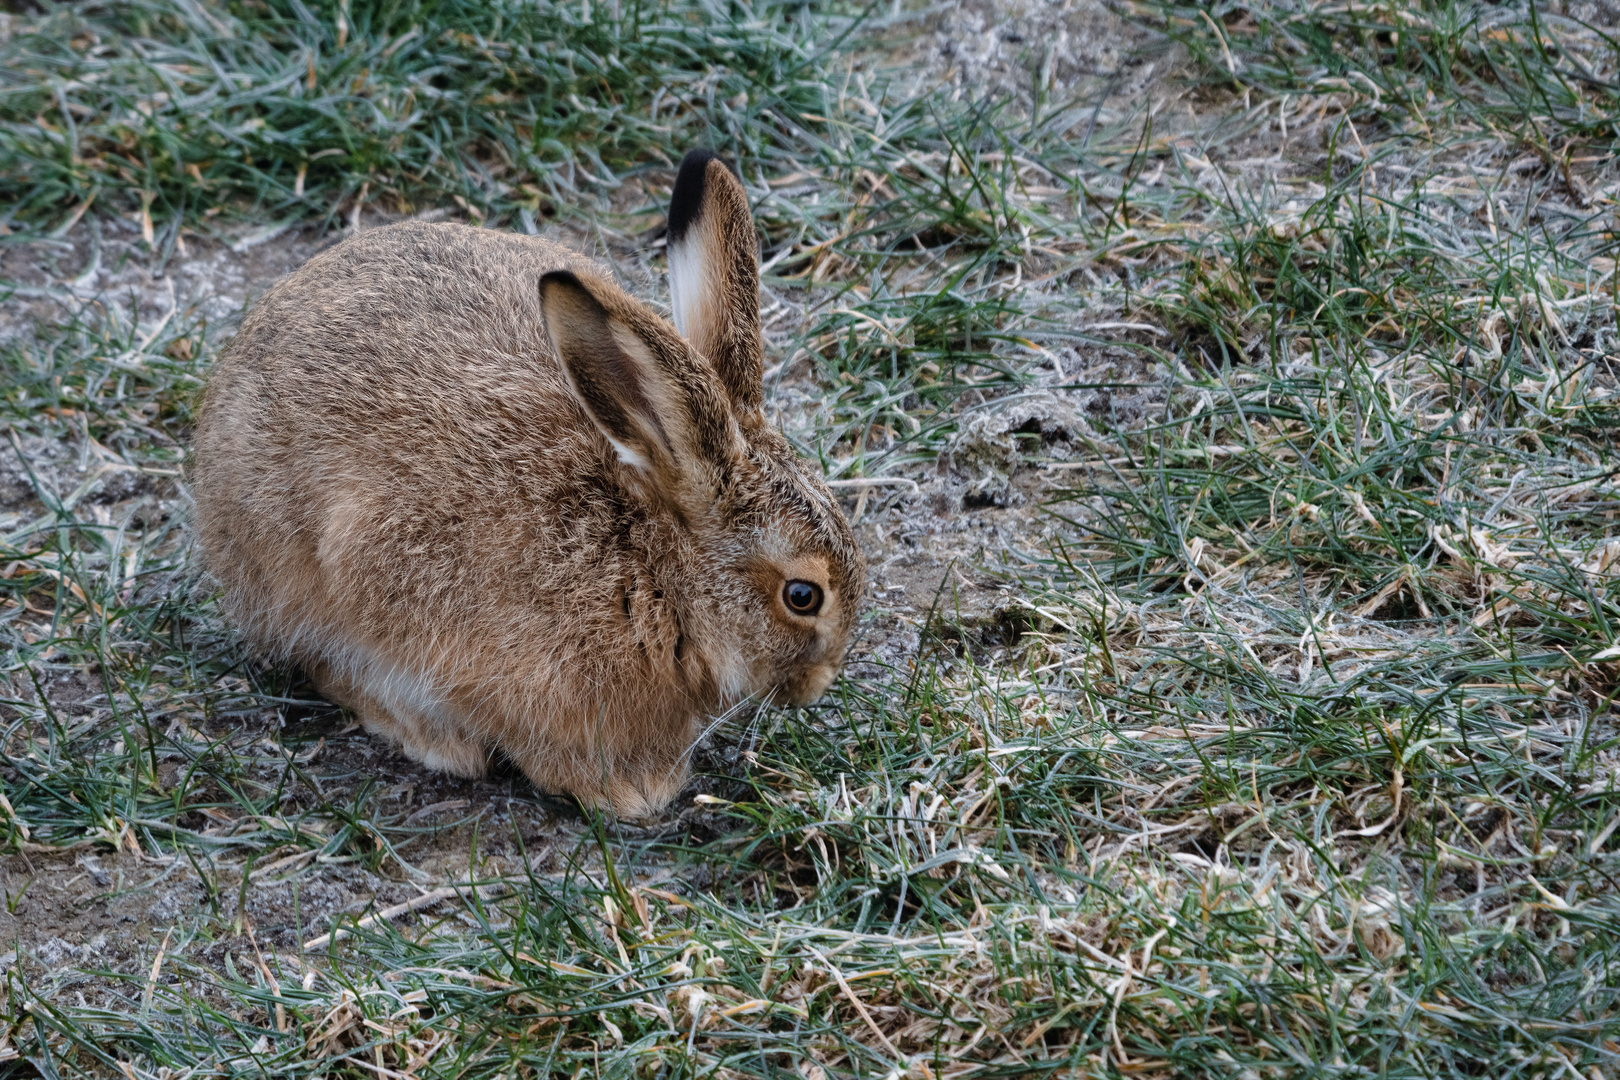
top-left (191, 157), bottom-right (864, 818)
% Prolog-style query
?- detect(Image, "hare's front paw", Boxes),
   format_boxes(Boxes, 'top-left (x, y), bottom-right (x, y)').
top-left (599, 766), bottom-right (691, 822)
top-left (526, 755), bottom-right (690, 821)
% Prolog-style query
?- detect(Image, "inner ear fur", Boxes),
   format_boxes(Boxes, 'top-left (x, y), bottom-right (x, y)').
top-left (666, 149), bottom-right (764, 418)
top-left (539, 269), bottom-right (739, 493)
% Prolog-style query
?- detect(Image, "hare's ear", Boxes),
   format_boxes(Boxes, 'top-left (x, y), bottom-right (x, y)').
top-left (666, 149), bottom-right (764, 417)
top-left (540, 270), bottom-right (734, 496)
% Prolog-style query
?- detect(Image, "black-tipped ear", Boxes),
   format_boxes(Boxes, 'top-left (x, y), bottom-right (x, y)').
top-left (666, 149), bottom-right (764, 416)
top-left (668, 149), bottom-right (723, 247)
top-left (540, 270), bottom-right (680, 476)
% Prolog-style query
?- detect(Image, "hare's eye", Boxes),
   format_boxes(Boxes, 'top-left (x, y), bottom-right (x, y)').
top-left (783, 580), bottom-right (823, 616)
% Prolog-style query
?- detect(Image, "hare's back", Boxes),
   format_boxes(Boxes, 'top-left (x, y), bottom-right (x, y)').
top-left (220, 222), bottom-right (580, 414)
top-left (193, 224), bottom-right (610, 634)
top-left (201, 222), bottom-right (602, 486)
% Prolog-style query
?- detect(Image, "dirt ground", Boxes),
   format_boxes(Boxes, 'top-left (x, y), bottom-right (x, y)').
top-left (0, 0), bottom-right (1186, 989)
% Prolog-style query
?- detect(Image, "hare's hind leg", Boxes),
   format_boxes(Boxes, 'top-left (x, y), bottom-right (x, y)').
top-left (306, 658), bottom-right (491, 778)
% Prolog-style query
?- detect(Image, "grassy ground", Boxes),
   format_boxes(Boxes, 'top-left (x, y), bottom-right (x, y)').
top-left (1, 0), bottom-right (1618, 1076)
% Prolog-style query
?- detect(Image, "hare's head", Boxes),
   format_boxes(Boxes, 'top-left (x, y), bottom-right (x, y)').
top-left (538, 150), bottom-right (864, 714)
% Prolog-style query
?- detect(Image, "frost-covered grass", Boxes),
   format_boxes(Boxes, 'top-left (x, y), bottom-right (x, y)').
top-left (1, 0), bottom-right (1618, 1076)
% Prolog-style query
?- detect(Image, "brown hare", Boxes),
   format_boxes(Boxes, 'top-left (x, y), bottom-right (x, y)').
top-left (192, 150), bottom-right (865, 818)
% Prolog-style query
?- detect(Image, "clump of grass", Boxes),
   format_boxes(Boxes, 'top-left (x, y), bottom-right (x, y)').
top-left (1124, 0), bottom-right (1620, 378)
top-left (0, 305), bottom-right (416, 915)
top-left (761, 88), bottom-right (1184, 473)
top-left (1147, 0), bottom-right (1620, 155)
top-left (0, 0), bottom-right (834, 234)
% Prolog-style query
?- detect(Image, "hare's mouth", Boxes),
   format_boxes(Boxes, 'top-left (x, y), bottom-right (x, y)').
top-left (773, 663), bottom-right (838, 707)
